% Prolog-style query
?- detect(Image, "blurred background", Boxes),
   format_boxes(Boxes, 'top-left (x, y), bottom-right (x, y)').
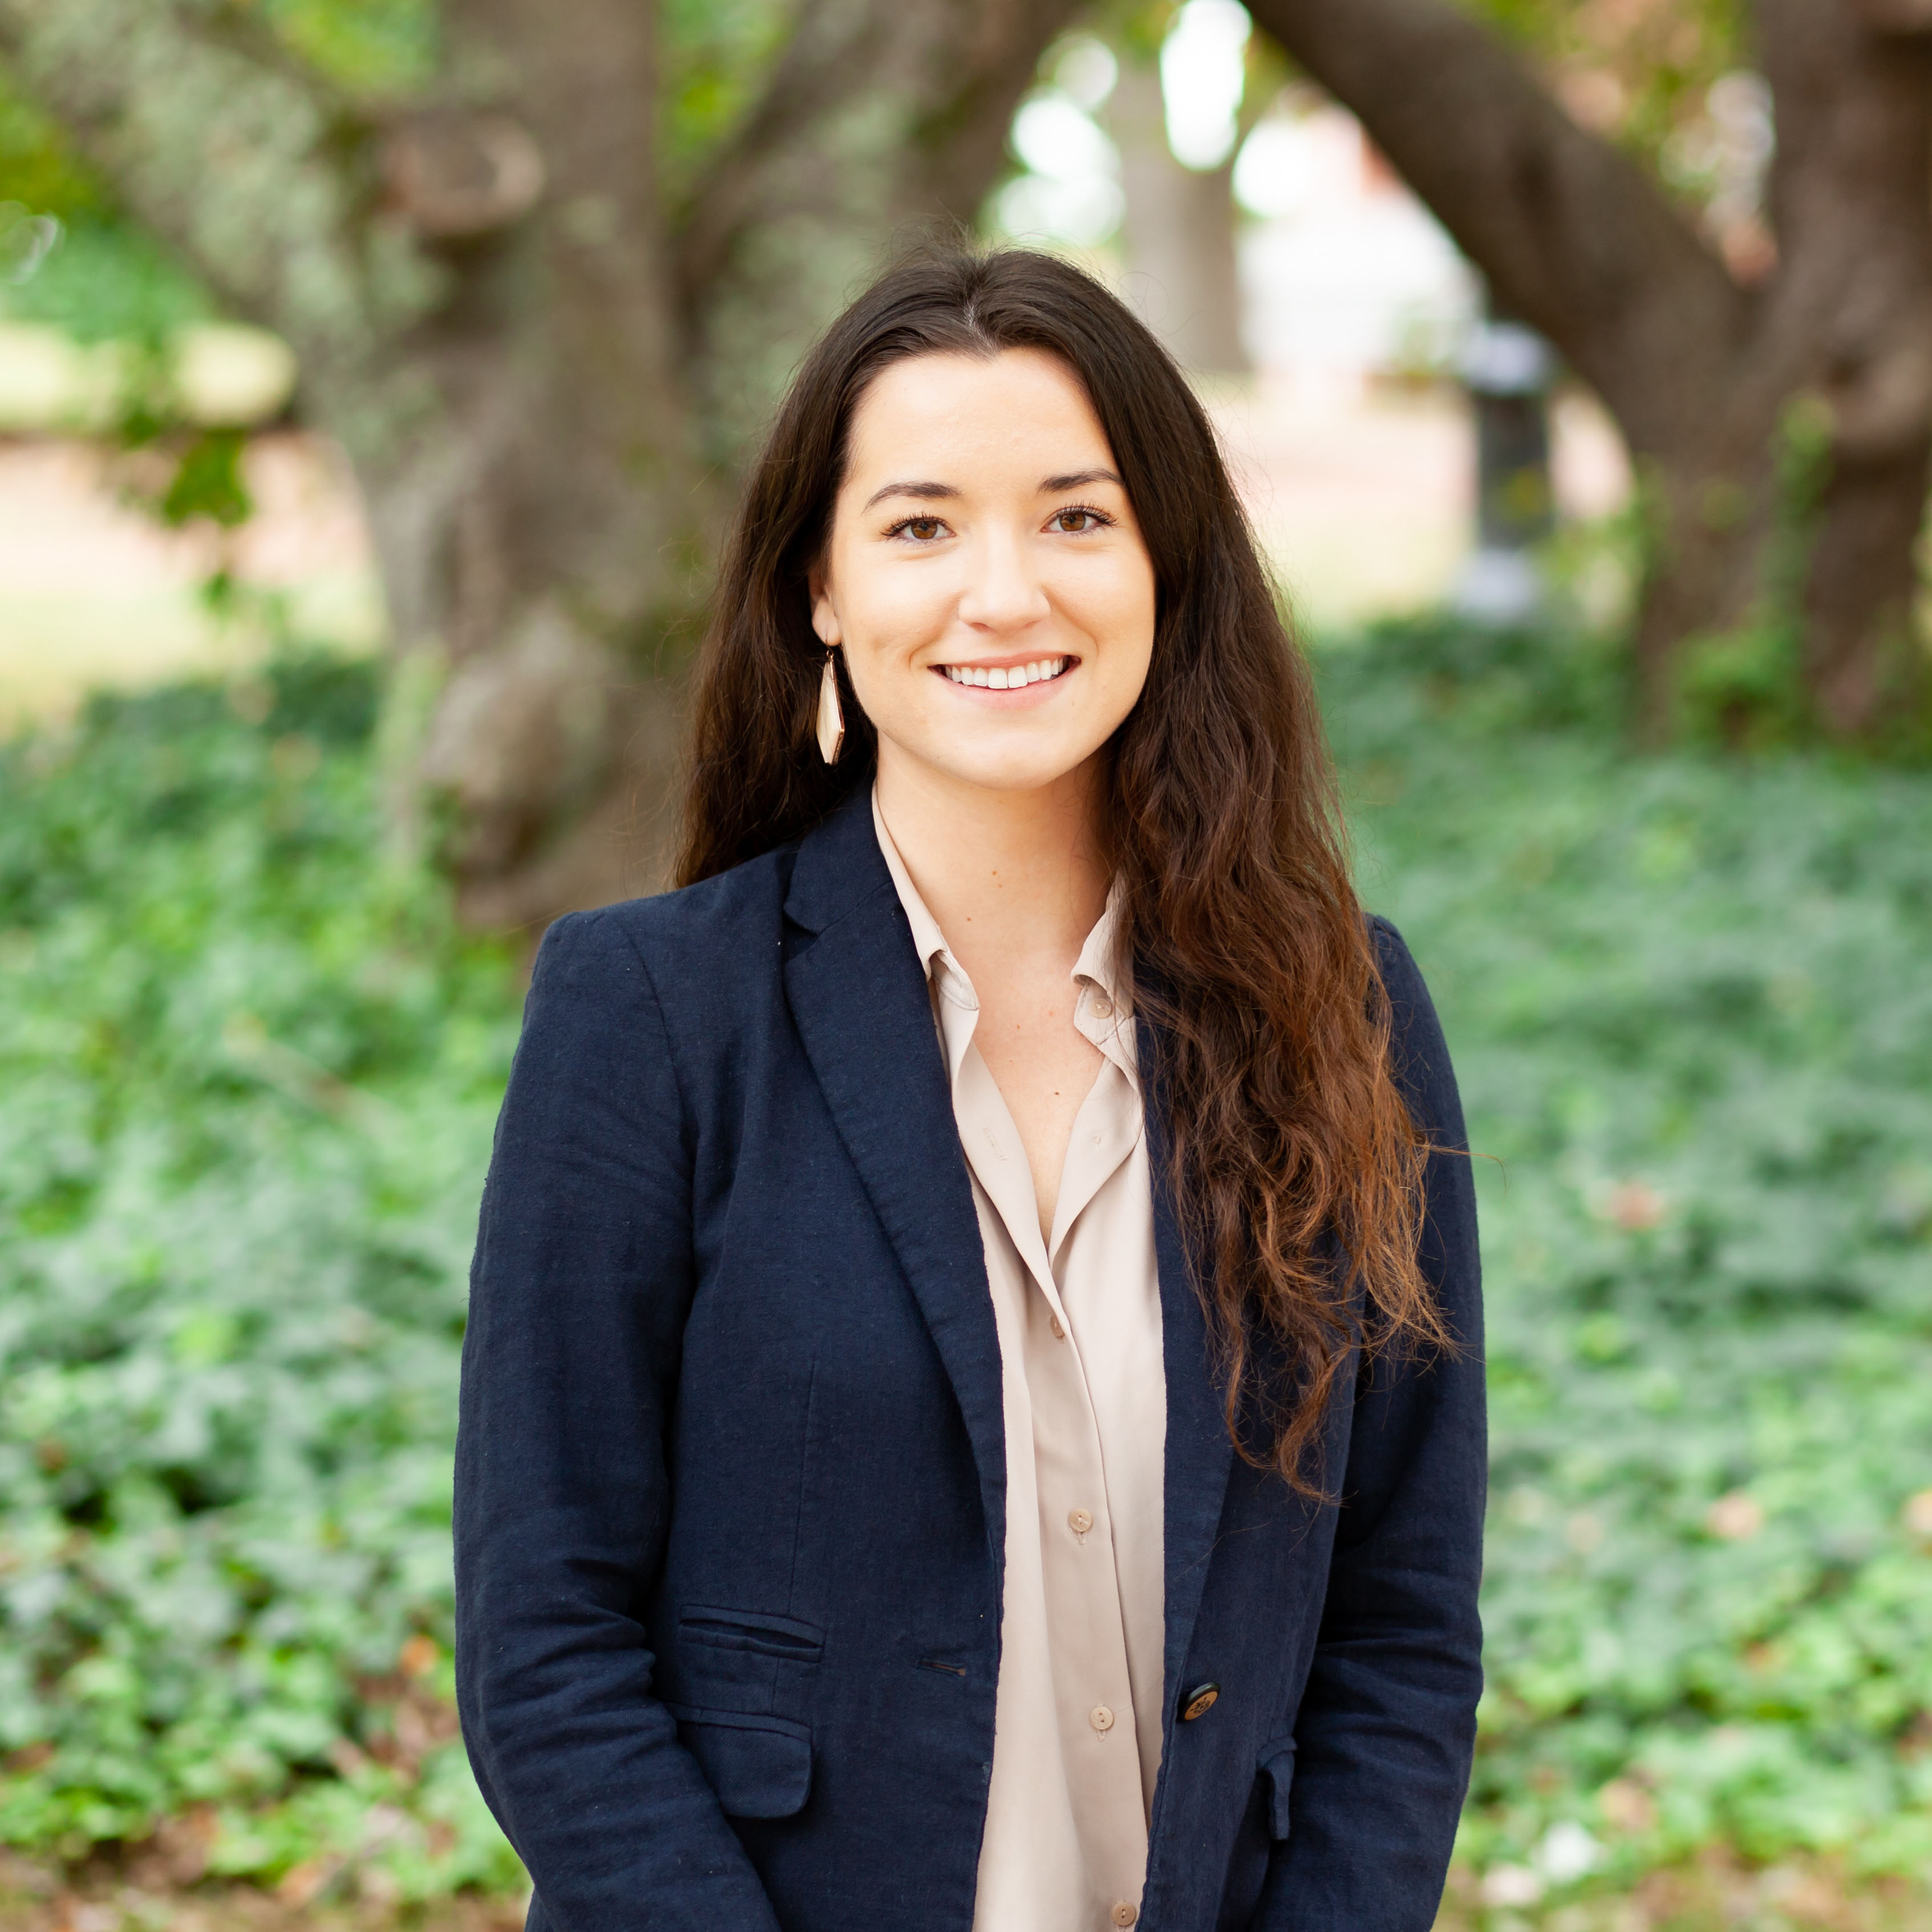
top-left (2, 1), bottom-right (1931, 1927)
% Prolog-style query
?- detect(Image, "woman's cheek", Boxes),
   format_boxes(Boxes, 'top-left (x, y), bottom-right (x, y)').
top-left (1062, 552), bottom-right (1152, 637)
top-left (848, 568), bottom-right (938, 650)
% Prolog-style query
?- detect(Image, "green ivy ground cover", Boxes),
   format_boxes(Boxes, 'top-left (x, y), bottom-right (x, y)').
top-left (0, 663), bottom-right (523, 1903)
top-left (1324, 624), bottom-right (1932, 1909)
top-left (1, 632), bottom-right (1929, 1914)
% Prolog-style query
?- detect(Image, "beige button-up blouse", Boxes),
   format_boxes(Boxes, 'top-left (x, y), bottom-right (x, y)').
top-left (873, 793), bottom-right (1167, 1932)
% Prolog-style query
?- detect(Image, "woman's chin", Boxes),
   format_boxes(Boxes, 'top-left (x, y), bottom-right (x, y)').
top-left (884, 733), bottom-right (1103, 800)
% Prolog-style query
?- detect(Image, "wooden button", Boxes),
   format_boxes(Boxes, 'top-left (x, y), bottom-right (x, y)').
top-left (1180, 1681), bottom-right (1221, 1721)
top-left (1111, 1906), bottom-right (1138, 1927)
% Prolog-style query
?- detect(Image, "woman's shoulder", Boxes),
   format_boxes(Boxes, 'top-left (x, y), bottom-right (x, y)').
top-left (1367, 915), bottom-right (1464, 1126)
top-left (1366, 914), bottom-right (1428, 1016)
top-left (535, 841), bottom-right (802, 1010)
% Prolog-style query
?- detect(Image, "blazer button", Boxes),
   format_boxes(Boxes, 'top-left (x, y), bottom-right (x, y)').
top-left (1180, 1681), bottom-right (1220, 1721)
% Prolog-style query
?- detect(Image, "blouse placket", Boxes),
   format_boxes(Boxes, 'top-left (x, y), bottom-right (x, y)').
top-left (874, 794), bottom-right (1167, 1932)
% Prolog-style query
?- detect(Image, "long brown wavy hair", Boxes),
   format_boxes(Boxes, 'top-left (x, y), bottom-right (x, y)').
top-left (677, 245), bottom-right (1444, 1493)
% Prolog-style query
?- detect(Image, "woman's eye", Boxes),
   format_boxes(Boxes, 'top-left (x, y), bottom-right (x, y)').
top-left (1050, 508), bottom-right (1106, 533)
top-left (899, 517), bottom-right (946, 541)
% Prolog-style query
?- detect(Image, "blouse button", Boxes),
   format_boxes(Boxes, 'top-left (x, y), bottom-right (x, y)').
top-left (1089, 1704), bottom-right (1115, 1732)
top-left (1112, 1907), bottom-right (1138, 1927)
top-left (1068, 1508), bottom-right (1093, 1536)
top-left (1049, 1313), bottom-right (1066, 1339)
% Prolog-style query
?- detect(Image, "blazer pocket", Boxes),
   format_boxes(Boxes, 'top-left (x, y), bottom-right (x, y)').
top-left (1258, 1737), bottom-right (1296, 1841)
top-left (670, 1705), bottom-right (813, 1820)
top-left (675, 1605), bottom-right (825, 1711)
top-left (678, 1605), bottom-right (825, 1659)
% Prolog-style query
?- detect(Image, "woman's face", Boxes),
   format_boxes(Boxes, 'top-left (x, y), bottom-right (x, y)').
top-left (812, 347), bottom-right (1158, 801)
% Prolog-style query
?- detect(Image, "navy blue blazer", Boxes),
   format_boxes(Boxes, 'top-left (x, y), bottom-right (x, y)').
top-left (454, 785), bottom-right (1484, 1932)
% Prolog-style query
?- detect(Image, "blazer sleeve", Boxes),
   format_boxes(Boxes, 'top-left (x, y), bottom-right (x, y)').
top-left (453, 909), bottom-right (783, 1932)
top-left (1251, 917), bottom-right (1487, 1932)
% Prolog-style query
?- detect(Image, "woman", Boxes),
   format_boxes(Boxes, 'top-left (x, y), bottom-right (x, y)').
top-left (455, 247), bottom-right (1484, 1932)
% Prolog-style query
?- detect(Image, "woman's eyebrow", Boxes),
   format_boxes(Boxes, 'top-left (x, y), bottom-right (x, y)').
top-left (862, 479), bottom-right (961, 511)
top-left (1040, 468), bottom-right (1122, 492)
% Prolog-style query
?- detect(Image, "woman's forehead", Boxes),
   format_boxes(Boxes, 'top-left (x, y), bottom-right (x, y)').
top-left (843, 348), bottom-right (1115, 487)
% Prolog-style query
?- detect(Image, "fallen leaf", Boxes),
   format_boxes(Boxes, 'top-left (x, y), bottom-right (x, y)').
top-left (1706, 1492), bottom-right (1764, 1541)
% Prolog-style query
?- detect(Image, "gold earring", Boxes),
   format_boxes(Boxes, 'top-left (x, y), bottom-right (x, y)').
top-left (816, 650), bottom-right (845, 765)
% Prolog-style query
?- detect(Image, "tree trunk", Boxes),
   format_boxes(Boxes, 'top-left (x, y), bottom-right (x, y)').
top-left (1241, 0), bottom-right (1932, 738)
top-left (1758, 0), bottom-right (1932, 733)
top-left (0, 0), bottom-right (1084, 926)
top-left (1109, 62), bottom-right (1248, 376)
top-left (371, 0), bottom-right (698, 924)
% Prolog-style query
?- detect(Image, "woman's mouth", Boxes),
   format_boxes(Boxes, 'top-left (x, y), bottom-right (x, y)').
top-left (936, 656), bottom-right (1072, 690)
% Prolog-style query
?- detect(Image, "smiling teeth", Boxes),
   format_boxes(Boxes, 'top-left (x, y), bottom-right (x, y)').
top-left (942, 657), bottom-right (1070, 688)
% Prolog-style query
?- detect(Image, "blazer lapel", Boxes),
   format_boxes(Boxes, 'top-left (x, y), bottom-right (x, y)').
top-left (783, 794), bottom-right (1236, 1695)
top-left (1140, 1014), bottom-right (1238, 1716)
top-left (783, 789), bottom-right (1008, 1561)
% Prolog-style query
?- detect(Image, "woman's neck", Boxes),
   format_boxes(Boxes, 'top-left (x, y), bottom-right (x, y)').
top-left (874, 752), bottom-right (1109, 978)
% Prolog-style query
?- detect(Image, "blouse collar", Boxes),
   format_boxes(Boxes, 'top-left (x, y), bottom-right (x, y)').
top-left (870, 785), bottom-right (1133, 1047)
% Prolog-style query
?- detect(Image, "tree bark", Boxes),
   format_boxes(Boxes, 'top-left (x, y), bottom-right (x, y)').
top-left (1109, 61), bottom-right (1248, 376)
top-left (0, 0), bottom-right (1084, 926)
top-left (1756, 0), bottom-right (1932, 732)
top-left (671, 0), bottom-right (1086, 448)
top-left (1242, 0), bottom-right (1932, 737)
top-left (1240, 0), bottom-right (1748, 459)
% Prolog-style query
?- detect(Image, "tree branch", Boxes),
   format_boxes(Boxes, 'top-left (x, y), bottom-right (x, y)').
top-left (1848, 0), bottom-right (1932, 31)
top-left (1755, 0), bottom-right (1932, 454)
top-left (0, 0), bottom-right (438, 383)
top-left (672, 0), bottom-right (1085, 410)
top-left (671, 0), bottom-right (896, 315)
top-left (1242, 0), bottom-right (1749, 460)
top-left (906, 0), bottom-right (1089, 226)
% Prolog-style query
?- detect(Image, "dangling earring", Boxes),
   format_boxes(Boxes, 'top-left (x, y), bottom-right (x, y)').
top-left (816, 649), bottom-right (845, 765)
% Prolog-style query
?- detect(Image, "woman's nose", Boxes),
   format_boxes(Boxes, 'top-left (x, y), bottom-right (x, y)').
top-left (956, 532), bottom-right (1051, 631)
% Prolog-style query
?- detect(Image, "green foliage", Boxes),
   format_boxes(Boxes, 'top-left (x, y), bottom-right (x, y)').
top-left (1464, 0), bottom-right (1748, 186)
top-left (0, 65), bottom-right (207, 348)
top-left (658, 0), bottom-right (791, 199)
top-left (0, 214), bottom-right (211, 347)
top-left (1086, 0), bottom-right (1178, 67)
top-left (0, 72), bottom-right (106, 221)
top-left (260, 0), bottom-right (438, 96)
top-left (0, 0), bottom-right (798, 353)
top-left (1322, 617), bottom-right (1932, 1901)
top-left (1666, 396), bottom-right (1932, 755)
top-left (1, 619), bottom-right (1929, 1908)
top-left (1670, 618), bottom-right (1805, 751)
top-left (0, 70), bottom-right (273, 554)
top-left (158, 431), bottom-right (255, 530)
top-left (0, 656), bottom-right (523, 1897)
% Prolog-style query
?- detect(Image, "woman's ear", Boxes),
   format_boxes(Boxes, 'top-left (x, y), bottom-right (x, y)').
top-left (809, 572), bottom-right (841, 648)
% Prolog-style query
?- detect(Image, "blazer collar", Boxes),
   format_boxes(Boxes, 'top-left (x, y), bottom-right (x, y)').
top-left (782, 788), bottom-right (1236, 1696)
top-left (780, 781), bottom-right (887, 937)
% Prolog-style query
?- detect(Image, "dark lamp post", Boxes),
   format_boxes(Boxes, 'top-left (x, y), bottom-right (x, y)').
top-left (1453, 313), bottom-right (1556, 625)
